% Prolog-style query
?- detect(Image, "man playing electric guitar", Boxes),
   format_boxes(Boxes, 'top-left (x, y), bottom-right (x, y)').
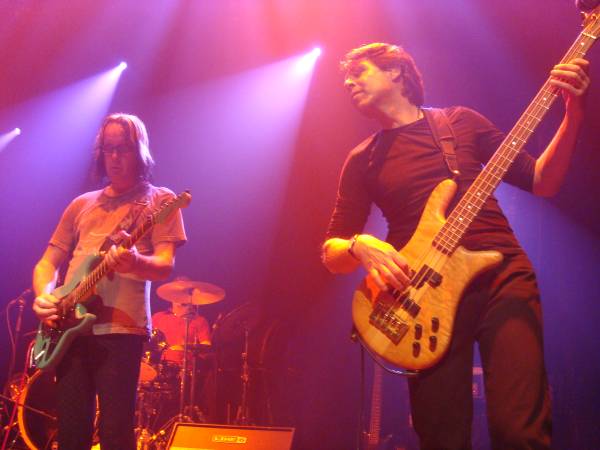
top-left (32, 113), bottom-right (187, 450)
top-left (322, 43), bottom-right (590, 449)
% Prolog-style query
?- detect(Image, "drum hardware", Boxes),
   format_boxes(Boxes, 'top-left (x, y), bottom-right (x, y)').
top-left (135, 328), bottom-right (173, 449)
top-left (212, 302), bottom-right (260, 348)
top-left (139, 328), bottom-right (168, 384)
top-left (137, 280), bottom-right (223, 447)
top-left (155, 279), bottom-right (224, 429)
top-left (176, 311), bottom-right (194, 423)
top-left (0, 391), bottom-right (57, 422)
top-left (13, 370), bottom-right (101, 450)
top-left (235, 326), bottom-right (251, 425)
top-left (212, 302), bottom-right (261, 425)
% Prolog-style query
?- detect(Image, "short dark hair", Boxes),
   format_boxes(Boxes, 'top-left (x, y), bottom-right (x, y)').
top-left (93, 113), bottom-right (155, 182)
top-left (341, 42), bottom-right (425, 106)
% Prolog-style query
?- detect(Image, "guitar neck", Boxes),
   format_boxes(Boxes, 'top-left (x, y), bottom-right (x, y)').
top-left (433, 24), bottom-right (598, 254)
top-left (68, 213), bottom-right (154, 304)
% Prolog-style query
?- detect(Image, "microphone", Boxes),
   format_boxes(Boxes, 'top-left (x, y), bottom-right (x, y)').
top-left (576, 0), bottom-right (600, 12)
top-left (8, 288), bottom-right (32, 305)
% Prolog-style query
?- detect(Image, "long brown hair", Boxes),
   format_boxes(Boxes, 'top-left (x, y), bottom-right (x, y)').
top-left (92, 113), bottom-right (155, 183)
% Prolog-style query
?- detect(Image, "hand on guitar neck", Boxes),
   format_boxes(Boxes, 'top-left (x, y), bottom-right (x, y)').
top-left (103, 230), bottom-right (140, 274)
top-left (550, 58), bottom-right (590, 115)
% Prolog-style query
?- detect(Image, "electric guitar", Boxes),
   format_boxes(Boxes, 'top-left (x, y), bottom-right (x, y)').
top-left (32, 191), bottom-right (192, 371)
top-left (352, 6), bottom-right (600, 372)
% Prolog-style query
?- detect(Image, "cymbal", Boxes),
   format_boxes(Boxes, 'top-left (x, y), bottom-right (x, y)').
top-left (168, 342), bottom-right (212, 353)
top-left (212, 302), bottom-right (261, 346)
top-left (157, 280), bottom-right (225, 305)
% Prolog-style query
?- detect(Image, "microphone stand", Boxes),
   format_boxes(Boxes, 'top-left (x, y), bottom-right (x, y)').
top-left (5, 291), bottom-right (28, 395)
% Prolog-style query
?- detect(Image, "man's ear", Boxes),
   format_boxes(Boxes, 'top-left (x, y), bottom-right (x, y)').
top-left (388, 67), bottom-right (403, 83)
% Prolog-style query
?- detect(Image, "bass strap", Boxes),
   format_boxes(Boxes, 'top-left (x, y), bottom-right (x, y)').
top-left (422, 107), bottom-right (461, 178)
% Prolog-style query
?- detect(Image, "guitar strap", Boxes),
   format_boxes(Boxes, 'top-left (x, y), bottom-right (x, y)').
top-left (363, 107), bottom-right (460, 198)
top-left (98, 186), bottom-right (151, 253)
top-left (422, 107), bottom-right (461, 178)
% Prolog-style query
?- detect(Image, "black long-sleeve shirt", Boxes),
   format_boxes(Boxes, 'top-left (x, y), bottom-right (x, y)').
top-left (326, 106), bottom-right (536, 255)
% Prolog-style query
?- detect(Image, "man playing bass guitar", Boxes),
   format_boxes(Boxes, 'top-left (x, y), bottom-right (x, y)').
top-left (322, 43), bottom-right (590, 449)
top-left (32, 113), bottom-right (187, 450)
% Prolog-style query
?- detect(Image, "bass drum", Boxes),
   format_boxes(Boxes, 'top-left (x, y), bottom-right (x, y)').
top-left (17, 370), bottom-right (100, 450)
top-left (17, 370), bottom-right (58, 450)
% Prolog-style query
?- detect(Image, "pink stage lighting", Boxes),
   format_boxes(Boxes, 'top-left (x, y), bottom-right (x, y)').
top-left (293, 46), bottom-right (323, 76)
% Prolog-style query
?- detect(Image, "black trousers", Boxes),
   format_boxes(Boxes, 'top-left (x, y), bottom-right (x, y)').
top-left (408, 253), bottom-right (552, 450)
top-left (56, 333), bottom-right (144, 450)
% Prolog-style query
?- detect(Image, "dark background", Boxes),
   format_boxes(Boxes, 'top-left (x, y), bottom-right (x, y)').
top-left (1, 1), bottom-right (599, 449)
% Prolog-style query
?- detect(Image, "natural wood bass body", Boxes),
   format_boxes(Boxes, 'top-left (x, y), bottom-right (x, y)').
top-left (352, 180), bottom-right (502, 371)
top-left (351, 7), bottom-right (600, 371)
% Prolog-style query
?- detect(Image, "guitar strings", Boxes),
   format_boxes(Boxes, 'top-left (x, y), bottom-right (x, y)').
top-left (376, 26), bottom-right (592, 334)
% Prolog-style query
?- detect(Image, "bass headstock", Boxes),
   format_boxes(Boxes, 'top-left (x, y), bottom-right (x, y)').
top-left (580, 2), bottom-right (600, 38)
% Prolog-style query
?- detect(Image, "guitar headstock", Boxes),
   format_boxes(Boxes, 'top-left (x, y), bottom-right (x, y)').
top-left (153, 190), bottom-right (192, 225)
top-left (581, 2), bottom-right (600, 38)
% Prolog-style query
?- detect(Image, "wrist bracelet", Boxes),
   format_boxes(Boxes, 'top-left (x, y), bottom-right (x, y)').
top-left (348, 234), bottom-right (360, 260)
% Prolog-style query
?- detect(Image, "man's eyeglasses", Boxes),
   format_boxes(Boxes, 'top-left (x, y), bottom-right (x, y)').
top-left (101, 145), bottom-right (135, 155)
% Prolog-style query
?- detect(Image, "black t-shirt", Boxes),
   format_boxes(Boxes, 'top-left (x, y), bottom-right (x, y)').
top-left (326, 106), bottom-right (536, 254)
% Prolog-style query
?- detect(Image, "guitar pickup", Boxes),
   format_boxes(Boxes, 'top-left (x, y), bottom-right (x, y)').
top-left (369, 303), bottom-right (409, 345)
top-left (400, 297), bottom-right (421, 318)
top-left (428, 271), bottom-right (442, 287)
top-left (413, 265), bottom-right (443, 289)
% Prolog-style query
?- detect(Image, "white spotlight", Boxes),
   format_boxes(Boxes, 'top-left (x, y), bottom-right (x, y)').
top-left (118, 61), bottom-right (128, 71)
top-left (14, 127), bottom-right (21, 136)
top-left (294, 47), bottom-right (323, 76)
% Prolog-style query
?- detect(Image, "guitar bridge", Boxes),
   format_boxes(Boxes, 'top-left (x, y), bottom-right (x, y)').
top-left (369, 301), bottom-right (409, 345)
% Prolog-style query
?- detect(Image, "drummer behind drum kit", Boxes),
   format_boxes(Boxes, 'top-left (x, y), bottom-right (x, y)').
top-left (7, 279), bottom-right (260, 450)
top-left (135, 279), bottom-right (225, 450)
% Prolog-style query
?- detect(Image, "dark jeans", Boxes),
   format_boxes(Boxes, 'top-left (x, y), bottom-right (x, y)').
top-left (56, 333), bottom-right (144, 450)
top-left (408, 254), bottom-right (552, 450)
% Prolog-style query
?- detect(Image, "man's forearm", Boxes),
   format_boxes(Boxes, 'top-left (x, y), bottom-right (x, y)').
top-left (533, 113), bottom-right (583, 197)
top-left (33, 259), bottom-right (59, 296)
top-left (129, 253), bottom-right (174, 281)
top-left (322, 237), bottom-right (361, 274)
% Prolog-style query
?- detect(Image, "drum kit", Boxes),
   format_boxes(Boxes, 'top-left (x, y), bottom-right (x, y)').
top-left (2, 278), bottom-right (266, 450)
top-left (134, 280), bottom-right (226, 449)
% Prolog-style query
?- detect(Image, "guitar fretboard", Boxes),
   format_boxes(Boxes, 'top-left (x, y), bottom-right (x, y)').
top-left (61, 214), bottom-right (154, 313)
top-left (432, 25), bottom-right (597, 254)
top-left (59, 192), bottom-right (189, 314)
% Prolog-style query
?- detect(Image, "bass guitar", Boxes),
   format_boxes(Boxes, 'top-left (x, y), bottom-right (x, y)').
top-left (32, 191), bottom-right (192, 371)
top-left (352, 6), bottom-right (600, 372)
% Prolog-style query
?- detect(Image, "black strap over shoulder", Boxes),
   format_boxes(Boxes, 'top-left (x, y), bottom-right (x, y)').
top-left (422, 107), bottom-right (461, 178)
top-left (98, 191), bottom-right (151, 253)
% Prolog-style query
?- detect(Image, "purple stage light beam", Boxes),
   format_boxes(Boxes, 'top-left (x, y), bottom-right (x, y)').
top-left (0, 61), bottom-right (129, 200)
top-left (0, 127), bottom-right (22, 153)
top-left (148, 46), bottom-right (323, 283)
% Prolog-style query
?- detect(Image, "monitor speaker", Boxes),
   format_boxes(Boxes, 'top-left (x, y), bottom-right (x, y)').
top-left (167, 422), bottom-right (295, 450)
